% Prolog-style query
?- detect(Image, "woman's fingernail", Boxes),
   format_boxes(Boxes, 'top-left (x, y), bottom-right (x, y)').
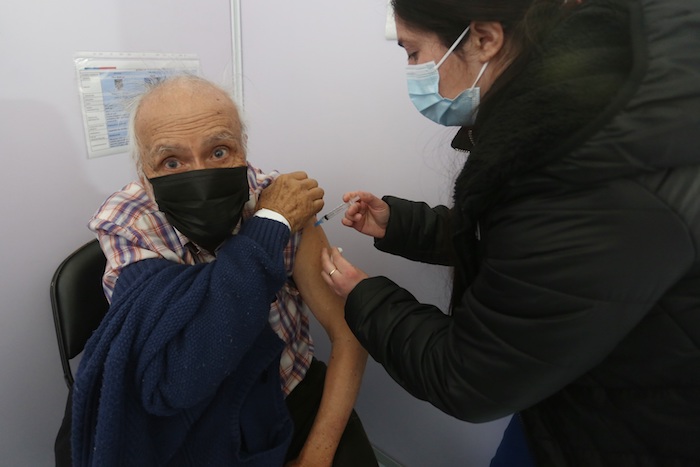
top-left (337, 247), bottom-right (343, 254)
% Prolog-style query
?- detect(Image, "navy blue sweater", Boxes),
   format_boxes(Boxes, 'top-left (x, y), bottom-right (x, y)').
top-left (72, 217), bottom-right (294, 466)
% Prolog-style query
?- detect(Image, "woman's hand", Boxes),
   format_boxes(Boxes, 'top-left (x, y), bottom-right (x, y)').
top-left (341, 191), bottom-right (389, 239)
top-left (321, 247), bottom-right (369, 299)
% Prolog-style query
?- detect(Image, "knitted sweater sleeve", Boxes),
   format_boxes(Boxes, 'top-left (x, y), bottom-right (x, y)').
top-left (109, 216), bottom-right (289, 416)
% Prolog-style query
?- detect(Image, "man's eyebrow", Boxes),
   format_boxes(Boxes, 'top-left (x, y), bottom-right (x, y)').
top-left (150, 132), bottom-right (238, 156)
top-left (153, 143), bottom-right (185, 155)
top-left (204, 132), bottom-right (238, 145)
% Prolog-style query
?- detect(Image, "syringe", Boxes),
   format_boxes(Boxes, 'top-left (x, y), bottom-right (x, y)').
top-left (314, 196), bottom-right (360, 226)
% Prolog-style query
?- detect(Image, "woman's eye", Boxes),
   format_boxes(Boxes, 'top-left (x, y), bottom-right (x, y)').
top-left (407, 52), bottom-right (418, 63)
top-left (213, 147), bottom-right (228, 159)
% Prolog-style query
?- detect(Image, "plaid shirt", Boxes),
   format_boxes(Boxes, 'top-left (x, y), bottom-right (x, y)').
top-left (88, 163), bottom-right (313, 396)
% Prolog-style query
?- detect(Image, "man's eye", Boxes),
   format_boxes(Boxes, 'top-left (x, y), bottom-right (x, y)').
top-left (213, 147), bottom-right (228, 159)
top-left (164, 158), bottom-right (181, 169)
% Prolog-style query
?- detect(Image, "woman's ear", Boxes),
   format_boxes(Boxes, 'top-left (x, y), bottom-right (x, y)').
top-left (468, 21), bottom-right (505, 62)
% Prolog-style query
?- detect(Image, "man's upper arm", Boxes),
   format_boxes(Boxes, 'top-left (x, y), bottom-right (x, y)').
top-left (291, 221), bottom-right (346, 336)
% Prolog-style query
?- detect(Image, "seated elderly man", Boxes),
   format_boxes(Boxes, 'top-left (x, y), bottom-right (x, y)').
top-left (68, 75), bottom-right (377, 466)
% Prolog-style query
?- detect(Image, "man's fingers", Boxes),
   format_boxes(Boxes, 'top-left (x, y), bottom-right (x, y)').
top-left (285, 171), bottom-right (308, 180)
top-left (301, 177), bottom-right (319, 189)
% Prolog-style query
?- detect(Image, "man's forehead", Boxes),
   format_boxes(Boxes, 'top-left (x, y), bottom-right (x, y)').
top-left (140, 81), bottom-right (235, 114)
top-left (135, 81), bottom-right (240, 139)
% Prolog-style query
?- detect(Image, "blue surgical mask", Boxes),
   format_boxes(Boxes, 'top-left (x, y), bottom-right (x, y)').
top-left (406, 26), bottom-right (489, 127)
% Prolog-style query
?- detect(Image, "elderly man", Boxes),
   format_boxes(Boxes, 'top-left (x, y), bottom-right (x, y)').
top-left (67, 75), bottom-right (377, 466)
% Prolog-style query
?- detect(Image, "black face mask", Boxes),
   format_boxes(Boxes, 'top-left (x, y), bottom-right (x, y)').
top-left (149, 167), bottom-right (250, 253)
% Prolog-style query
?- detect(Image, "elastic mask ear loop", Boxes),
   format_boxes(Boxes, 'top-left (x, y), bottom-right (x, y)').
top-left (470, 62), bottom-right (489, 89)
top-left (435, 26), bottom-right (471, 70)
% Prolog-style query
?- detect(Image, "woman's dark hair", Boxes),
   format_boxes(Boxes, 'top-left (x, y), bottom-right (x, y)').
top-left (391, 0), bottom-right (576, 98)
top-left (392, 0), bottom-right (533, 48)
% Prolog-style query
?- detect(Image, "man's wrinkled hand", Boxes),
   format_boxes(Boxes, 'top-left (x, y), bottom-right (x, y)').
top-left (257, 172), bottom-right (325, 232)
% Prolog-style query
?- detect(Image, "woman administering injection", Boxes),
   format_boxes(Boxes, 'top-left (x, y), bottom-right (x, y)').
top-left (319, 0), bottom-right (700, 465)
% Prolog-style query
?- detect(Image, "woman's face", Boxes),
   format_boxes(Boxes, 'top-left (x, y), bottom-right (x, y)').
top-left (396, 17), bottom-right (503, 99)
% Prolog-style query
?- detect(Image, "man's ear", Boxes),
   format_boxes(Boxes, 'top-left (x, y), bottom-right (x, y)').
top-left (468, 21), bottom-right (505, 62)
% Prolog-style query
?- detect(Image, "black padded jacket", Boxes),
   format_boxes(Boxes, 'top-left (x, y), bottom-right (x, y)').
top-left (345, 0), bottom-right (700, 465)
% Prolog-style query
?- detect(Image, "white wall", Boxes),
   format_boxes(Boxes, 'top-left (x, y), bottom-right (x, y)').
top-left (0, 0), bottom-right (508, 465)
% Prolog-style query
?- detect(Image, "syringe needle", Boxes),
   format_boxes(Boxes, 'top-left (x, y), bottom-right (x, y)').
top-left (314, 196), bottom-right (360, 226)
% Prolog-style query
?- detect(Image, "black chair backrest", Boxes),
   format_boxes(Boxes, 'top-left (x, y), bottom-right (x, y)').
top-left (50, 239), bottom-right (109, 389)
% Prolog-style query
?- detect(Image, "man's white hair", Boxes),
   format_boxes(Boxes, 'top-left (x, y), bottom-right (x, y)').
top-left (126, 74), bottom-right (248, 179)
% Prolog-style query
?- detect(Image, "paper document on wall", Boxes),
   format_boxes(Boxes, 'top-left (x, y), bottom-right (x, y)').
top-left (74, 52), bottom-right (200, 159)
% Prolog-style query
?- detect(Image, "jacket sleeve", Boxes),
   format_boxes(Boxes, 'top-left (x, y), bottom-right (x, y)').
top-left (374, 196), bottom-right (455, 266)
top-left (345, 182), bottom-right (693, 422)
top-left (110, 216), bottom-right (289, 416)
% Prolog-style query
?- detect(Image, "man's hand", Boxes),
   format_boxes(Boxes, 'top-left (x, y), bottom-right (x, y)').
top-left (257, 172), bottom-right (324, 232)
